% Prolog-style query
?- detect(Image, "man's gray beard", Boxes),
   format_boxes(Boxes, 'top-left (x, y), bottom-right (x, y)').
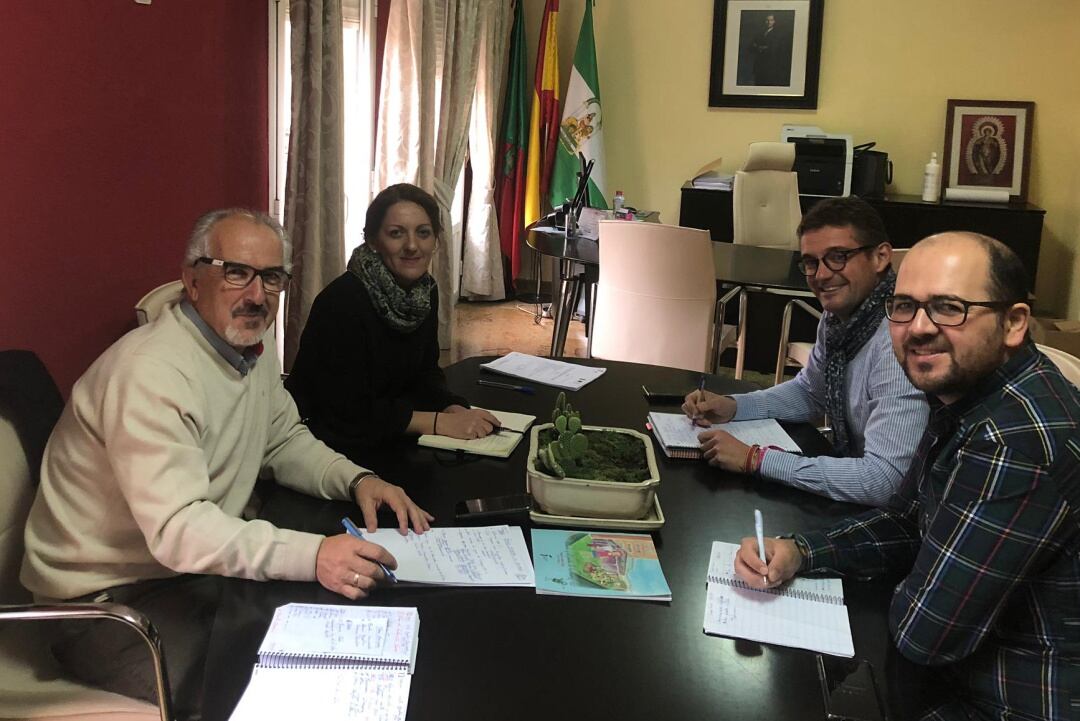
top-left (225, 321), bottom-right (267, 348)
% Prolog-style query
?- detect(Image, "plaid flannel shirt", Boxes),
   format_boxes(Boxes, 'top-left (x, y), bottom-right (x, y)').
top-left (797, 344), bottom-right (1080, 721)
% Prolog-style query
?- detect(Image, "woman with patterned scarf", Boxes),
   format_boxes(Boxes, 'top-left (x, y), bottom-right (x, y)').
top-left (286, 184), bottom-right (500, 458)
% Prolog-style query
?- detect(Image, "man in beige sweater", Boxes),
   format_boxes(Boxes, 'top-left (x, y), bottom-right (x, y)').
top-left (21, 209), bottom-right (432, 719)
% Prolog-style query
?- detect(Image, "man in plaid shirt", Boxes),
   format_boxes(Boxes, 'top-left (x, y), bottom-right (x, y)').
top-left (735, 232), bottom-right (1079, 720)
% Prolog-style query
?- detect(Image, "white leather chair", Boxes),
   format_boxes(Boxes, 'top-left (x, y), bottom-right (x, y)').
top-left (0, 351), bottom-right (170, 721)
top-left (1037, 343), bottom-right (1080, 386)
top-left (134, 281), bottom-right (184, 326)
top-left (589, 221), bottom-right (738, 373)
top-left (733, 142), bottom-right (802, 250)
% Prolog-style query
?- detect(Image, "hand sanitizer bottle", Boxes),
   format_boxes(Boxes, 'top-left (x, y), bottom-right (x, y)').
top-left (921, 152), bottom-right (941, 202)
top-left (612, 190), bottom-right (625, 213)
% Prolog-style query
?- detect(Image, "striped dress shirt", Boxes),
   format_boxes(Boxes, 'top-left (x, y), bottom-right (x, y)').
top-left (797, 344), bottom-right (1080, 721)
top-left (733, 316), bottom-right (928, 505)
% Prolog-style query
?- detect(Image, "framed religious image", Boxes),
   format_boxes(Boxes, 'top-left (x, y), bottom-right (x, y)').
top-left (941, 99), bottom-right (1035, 202)
top-left (708, 0), bottom-right (823, 109)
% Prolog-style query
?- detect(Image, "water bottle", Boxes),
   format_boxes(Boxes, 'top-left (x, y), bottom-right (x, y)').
top-left (612, 190), bottom-right (625, 214)
top-left (921, 152), bottom-right (941, 202)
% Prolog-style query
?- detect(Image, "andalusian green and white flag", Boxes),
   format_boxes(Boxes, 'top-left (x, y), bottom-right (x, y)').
top-left (549, 0), bottom-right (606, 209)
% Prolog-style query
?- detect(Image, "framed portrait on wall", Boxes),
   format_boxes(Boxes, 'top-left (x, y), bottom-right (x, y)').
top-left (708, 0), bottom-right (823, 109)
top-left (942, 99), bottom-right (1035, 202)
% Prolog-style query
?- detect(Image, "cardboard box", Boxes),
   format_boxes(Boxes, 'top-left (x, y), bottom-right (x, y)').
top-left (1030, 316), bottom-right (1080, 357)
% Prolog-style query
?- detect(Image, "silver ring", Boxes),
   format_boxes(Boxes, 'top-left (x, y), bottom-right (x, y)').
top-left (352, 572), bottom-right (360, 587)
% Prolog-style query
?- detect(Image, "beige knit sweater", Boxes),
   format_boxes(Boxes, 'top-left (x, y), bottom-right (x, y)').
top-left (21, 303), bottom-right (367, 600)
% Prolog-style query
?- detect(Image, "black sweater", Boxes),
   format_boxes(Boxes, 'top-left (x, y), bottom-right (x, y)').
top-left (285, 272), bottom-right (467, 454)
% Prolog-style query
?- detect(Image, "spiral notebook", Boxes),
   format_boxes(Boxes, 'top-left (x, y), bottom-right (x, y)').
top-left (703, 541), bottom-right (854, 657)
top-left (647, 412), bottom-right (801, 460)
top-left (229, 603), bottom-right (419, 721)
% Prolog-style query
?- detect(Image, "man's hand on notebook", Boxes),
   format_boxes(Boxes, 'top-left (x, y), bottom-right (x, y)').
top-left (682, 390), bottom-right (736, 426)
top-left (316, 534), bottom-right (399, 600)
top-left (733, 536), bottom-right (801, 589)
top-left (698, 429), bottom-right (750, 472)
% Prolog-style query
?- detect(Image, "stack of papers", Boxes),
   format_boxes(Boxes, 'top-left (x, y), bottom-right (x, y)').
top-left (365, 526), bottom-right (535, 587)
top-left (703, 541), bottom-right (854, 657)
top-left (691, 171), bottom-right (734, 190)
top-left (647, 412), bottom-right (801, 459)
top-left (480, 352), bottom-right (606, 391)
top-left (532, 529), bottom-right (672, 602)
top-left (417, 409), bottom-right (535, 458)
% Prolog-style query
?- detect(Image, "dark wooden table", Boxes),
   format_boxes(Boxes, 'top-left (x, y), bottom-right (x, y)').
top-left (202, 357), bottom-right (942, 721)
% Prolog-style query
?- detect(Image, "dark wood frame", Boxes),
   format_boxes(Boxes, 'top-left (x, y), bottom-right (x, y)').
top-left (941, 99), bottom-right (1035, 203)
top-left (708, 0), bottom-right (824, 109)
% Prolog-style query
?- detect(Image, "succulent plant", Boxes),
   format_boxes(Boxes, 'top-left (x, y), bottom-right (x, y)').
top-left (537, 391), bottom-right (589, 478)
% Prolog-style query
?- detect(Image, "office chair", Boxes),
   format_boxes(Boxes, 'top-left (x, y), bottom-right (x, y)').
top-left (589, 221), bottom-right (739, 373)
top-left (135, 281), bottom-right (185, 326)
top-left (733, 142), bottom-right (802, 250)
top-left (0, 350), bottom-right (172, 721)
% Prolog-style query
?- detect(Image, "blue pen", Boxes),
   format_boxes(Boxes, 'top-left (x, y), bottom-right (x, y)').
top-left (340, 517), bottom-right (398, 583)
top-left (476, 378), bottom-right (535, 394)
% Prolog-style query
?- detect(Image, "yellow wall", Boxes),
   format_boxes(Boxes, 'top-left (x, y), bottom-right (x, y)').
top-left (524, 0), bottom-right (1080, 315)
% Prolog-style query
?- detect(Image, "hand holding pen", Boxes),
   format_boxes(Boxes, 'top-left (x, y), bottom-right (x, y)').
top-left (342, 517), bottom-right (398, 583)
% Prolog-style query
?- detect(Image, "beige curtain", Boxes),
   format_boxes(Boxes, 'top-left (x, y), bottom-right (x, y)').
top-left (375, 0), bottom-right (486, 348)
top-left (462, 0), bottom-right (513, 300)
top-left (283, 0), bottom-right (346, 370)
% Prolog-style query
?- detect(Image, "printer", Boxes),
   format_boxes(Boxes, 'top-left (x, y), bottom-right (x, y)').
top-left (781, 124), bottom-right (852, 197)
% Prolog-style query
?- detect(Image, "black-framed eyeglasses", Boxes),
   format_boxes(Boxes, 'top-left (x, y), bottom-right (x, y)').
top-left (796, 245), bottom-right (878, 276)
top-left (194, 257), bottom-right (291, 293)
top-left (884, 295), bottom-right (1018, 327)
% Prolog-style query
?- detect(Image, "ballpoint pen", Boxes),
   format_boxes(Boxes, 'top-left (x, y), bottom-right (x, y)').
top-left (476, 378), bottom-right (535, 394)
top-left (341, 517), bottom-right (398, 583)
top-left (754, 508), bottom-right (768, 586)
top-left (691, 374), bottom-right (706, 426)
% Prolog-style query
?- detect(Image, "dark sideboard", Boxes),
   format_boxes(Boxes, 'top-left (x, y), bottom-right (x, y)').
top-left (679, 184), bottom-right (1045, 292)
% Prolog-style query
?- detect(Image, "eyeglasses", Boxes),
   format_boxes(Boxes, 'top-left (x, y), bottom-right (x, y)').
top-left (194, 257), bottom-right (291, 293)
top-left (796, 245), bottom-right (877, 276)
top-left (884, 295), bottom-right (1018, 327)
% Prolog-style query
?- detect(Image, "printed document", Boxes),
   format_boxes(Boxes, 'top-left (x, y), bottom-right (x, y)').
top-left (480, 352), bottom-right (606, 391)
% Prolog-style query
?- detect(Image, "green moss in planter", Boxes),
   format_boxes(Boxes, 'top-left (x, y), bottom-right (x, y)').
top-left (537, 427), bottom-right (650, 483)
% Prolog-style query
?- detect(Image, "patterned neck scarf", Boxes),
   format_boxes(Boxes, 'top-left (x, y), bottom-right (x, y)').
top-left (823, 268), bottom-right (896, 454)
top-left (347, 243), bottom-right (434, 333)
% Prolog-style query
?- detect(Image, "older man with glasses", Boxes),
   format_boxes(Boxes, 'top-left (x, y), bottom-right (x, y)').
top-left (684, 196), bottom-right (928, 505)
top-left (736, 232), bottom-right (1080, 721)
top-left (21, 209), bottom-right (432, 720)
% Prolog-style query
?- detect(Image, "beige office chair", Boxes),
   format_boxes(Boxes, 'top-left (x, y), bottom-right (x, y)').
top-left (733, 142), bottom-right (802, 250)
top-left (589, 221), bottom-right (739, 373)
top-left (1037, 344), bottom-right (1080, 386)
top-left (0, 351), bottom-right (171, 721)
top-left (135, 280), bottom-right (184, 326)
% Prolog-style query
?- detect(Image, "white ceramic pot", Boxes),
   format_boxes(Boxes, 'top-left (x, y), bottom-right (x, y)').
top-left (526, 424), bottom-right (660, 519)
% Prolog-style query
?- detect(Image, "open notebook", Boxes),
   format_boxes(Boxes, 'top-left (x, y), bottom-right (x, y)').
top-left (417, 409), bottom-right (535, 458)
top-left (647, 412), bottom-right (801, 460)
top-left (229, 604), bottom-right (419, 721)
top-left (703, 541), bottom-right (854, 657)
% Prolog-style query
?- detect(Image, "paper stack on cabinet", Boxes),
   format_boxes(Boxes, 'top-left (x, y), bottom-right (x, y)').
top-left (229, 603), bottom-right (419, 721)
top-left (366, 526), bottom-right (535, 587)
top-left (703, 541), bottom-right (854, 657)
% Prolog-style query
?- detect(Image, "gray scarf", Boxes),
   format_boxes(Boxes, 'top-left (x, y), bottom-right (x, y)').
top-left (347, 243), bottom-right (435, 332)
top-left (823, 268), bottom-right (896, 454)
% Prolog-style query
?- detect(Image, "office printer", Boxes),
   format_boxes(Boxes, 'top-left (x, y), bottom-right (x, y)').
top-left (781, 124), bottom-right (852, 197)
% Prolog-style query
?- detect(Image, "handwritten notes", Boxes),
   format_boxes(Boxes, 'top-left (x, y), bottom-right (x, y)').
top-left (648, 412), bottom-right (801, 452)
top-left (366, 526), bottom-right (535, 587)
top-left (230, 668), bottom-right (411, 721)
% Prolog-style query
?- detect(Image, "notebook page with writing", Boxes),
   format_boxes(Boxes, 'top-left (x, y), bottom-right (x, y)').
top-left (228, 667), bottom-right (411, 721)
top-left (417, 409), bottom-right (536, 457)
top-left (648, 413), bottom-right (801, 453)
top-left (703, 542), bottom-right (854, 657)
top-left (366, 526), bottom-right (536, 587)
top-left (258, 604), bottom-right (419, 671)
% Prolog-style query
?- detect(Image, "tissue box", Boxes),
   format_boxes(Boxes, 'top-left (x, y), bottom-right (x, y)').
top-left (1031, 317), bottom-right (1080, 357)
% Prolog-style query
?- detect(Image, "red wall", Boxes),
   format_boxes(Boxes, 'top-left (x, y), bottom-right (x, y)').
top-left (0, 1), bottom-right (269, 395)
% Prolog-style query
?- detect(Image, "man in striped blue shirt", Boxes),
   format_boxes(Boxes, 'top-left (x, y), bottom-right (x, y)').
top-left (738, 232), bottom-right (1080, 720)
top-left (685, 197), bottom-right (928, 505)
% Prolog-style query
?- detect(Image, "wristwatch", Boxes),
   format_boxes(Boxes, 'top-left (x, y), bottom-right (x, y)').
top-left (792, 535), bottom-right (811, 572)
top-left (348, 471), bottom-right (377, 499)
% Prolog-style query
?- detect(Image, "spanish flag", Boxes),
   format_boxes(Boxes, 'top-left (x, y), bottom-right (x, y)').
top-left (523, 0), bottom-right (560, 229)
